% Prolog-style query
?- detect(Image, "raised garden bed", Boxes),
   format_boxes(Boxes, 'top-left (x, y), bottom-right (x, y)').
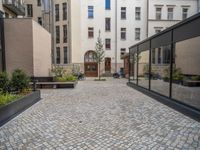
top-left (183, 80), bottom-right (200, 87)
top-left (0, 91), bottom-right (41, 126)
top-left (30, 81), bottom-right (78, 89)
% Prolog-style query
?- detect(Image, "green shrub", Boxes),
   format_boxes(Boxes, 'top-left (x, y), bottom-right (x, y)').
top-left (0, 93), bottom-right (21, 106)
top-left (0, 72), bottom-right (10, 93)
top-left (55, 75), bottom-right (77, 82)
top-left (51, 65), bottom-right (66, 77)
top-left (11, 69), bottom-right (30, 92)
top-left (191, 76), bottom-right (200, 81)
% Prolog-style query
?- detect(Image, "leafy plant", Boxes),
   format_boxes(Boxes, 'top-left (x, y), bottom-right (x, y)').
top-left (163, 67), bottom-right (183, 81)
top-left (55, 75), bottom-right (77, 82)
top-left (11, 69), bottom-right (30, 92)
top-left (0, 72), bottom-right (10, 93)
top-left (51, 65), bottom-right (66, 77)
top-left (191, 76), bottom-right (200, 81)
top-left (0, 93), bottom-right (21, 106)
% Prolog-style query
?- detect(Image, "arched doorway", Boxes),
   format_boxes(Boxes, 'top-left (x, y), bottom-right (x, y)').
top-left (84, 51), bottom-right (98, 77)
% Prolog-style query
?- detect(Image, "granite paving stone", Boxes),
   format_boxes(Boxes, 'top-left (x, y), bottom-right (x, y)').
top-left (0, 78), bottom-right (200, 149)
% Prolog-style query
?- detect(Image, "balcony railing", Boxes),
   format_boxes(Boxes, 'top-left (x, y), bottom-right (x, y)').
top-left (2, 0), bottom-right (25, 16)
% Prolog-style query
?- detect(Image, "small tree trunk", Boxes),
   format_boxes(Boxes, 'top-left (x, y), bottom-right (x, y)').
top-left (99, 62), bottom-right (100, 80)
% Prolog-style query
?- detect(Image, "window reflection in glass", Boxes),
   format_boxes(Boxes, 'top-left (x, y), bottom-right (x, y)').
top-left (172, 36), bottom-right (200, 110)
top-left (151, 45), bottom-right (171, 97)
top-left (138, 50), bottom-right (149, 89)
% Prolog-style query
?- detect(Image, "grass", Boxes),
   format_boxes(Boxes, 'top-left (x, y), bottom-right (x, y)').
top-left (94, 78), bottom-right (106, 81)
top-left (0, 93), bottom-right (21, 106)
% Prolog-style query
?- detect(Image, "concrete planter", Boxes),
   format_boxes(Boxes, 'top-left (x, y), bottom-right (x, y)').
top-left (0, 91), bottom-right (41, 127)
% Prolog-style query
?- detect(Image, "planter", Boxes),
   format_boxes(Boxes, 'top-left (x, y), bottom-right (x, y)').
top-left (183, 80), bottom-right (200, 87)
top-left (32, 81), bottom-right (78, 89)
top-left (163, 78), bottom-right (183, 85)
top-left (0, 91), bottom-right (41, 127)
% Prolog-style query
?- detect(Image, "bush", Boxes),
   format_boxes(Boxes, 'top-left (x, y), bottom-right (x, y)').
top-left (0, 72), bottom-right (10, 93)
top-left (55, 75), bottom-right (77, 82)
top-left (0, 93), bottom-right (21, 106)
top-left (191, 76), bottom-right (200, 81)
top-left (11, 69), bottom-right (30, 92)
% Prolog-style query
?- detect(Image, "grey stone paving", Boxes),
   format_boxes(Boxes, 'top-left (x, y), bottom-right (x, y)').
top-left (0, 78), bottom-right (200, 150)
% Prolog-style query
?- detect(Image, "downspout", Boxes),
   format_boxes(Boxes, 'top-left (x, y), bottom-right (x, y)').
top-left (146, 0), bottom-right (149, 38)
top-left (115, 0), bottom-right (118, 72)
top-left (51, 0), bottom-right (54, 65)
top-left (0, 15), bottom-right (6, 71)
top-left (198, 0), bottom-right (200, 12)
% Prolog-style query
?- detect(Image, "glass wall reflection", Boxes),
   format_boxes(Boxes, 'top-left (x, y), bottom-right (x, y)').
top-left (138, 50), bottom-right (149, 89)
top-left (151, 45), bottom-right (171, 97)
top-left (129, 52), bottom-right (137, 84)
top-left (172, 36), bottom-right (200, 109)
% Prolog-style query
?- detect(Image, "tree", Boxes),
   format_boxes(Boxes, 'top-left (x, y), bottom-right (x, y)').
top-left (95, 30), bottom-right (105, 80)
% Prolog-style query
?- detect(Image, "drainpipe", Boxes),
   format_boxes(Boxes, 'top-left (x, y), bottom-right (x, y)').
top-left (146, 0), bottom-right (149, 38)
top-left (198, 0), bottom-right (200, 12)
top-left (115, 0), bottom-right (118, 72)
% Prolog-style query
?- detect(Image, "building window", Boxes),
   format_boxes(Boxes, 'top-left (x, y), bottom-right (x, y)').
top-left (56, 47), bottom-right (60, 64)
top-left (63, 25), bottom-right (67, 43)
top-left (56, 26), bottom-right (60, 43)
top-left (105, 0), bottom-right (111, 10)
top-left (88, 6), bottom-right (94, 18)
top-left (120, 48), bottom-right (126, 58)
top-left (156, 7), bottom-right (162, 20)
top-left (167, 8), bottom-right (173, 20)
top-left (182, 8), bottom-right (188, 20)
top-left (88, 27), bottom-right (94, 38)
top-left (121, 7), bottom-right (126, 19)
top-left (37, 0), bottom-right (41, 6)
top-left (121, 28), bottom-right (126, 40)
top-left (154, 27), bottom-right (163, 34)
top-left (64, 47), bottom-right (68, 64)
top-left (27, 4), bottom-right (33, 17)
top-left (158, 48), bottom-right (161, 64)
top-left (163, 46), bottom-right (170, 64)
top-left (63, 3), bottom-right (67, 20)
top-left (105, 18), bottom-right (111, 31)
top-left (135, 7), bottom-right (141, 20)
top-left (152, 49), bottom-right (156, 64)
top-left (105, 39), bottom-right (111, 49)
top-left (55, 4), bottom-right (59, 21)
top-left (38, 17), bottom-right (42, 25)
top-left (135, 28), bottom-right (140, 40)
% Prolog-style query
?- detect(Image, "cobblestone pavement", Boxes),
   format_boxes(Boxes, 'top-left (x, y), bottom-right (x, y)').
top-left (0, 78), bottom-right (200, 150)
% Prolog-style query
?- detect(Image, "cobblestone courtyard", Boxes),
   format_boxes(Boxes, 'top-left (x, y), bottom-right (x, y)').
top-left (0, 78), bottom-right (200, 150)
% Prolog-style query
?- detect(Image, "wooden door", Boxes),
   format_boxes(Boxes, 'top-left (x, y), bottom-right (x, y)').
top-left (105, 57), bottom-right (111, 72)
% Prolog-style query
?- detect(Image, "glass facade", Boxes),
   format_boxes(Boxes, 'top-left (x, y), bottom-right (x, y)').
top-left (129, 14), bottom-right (200, 111)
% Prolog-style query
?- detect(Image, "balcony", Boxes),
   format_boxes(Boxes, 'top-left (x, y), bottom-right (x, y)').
top-left (2, 0), bottom-right (25, 16)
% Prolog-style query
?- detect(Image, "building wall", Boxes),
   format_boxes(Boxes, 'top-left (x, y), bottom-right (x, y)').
top-left (32, 20), bottom-right (51, 77)
top-left (148, 0), bottom-right (198, 36)
top-left (53, 0), bottom-right (70, 65)
top-left (176, 36), bottom-right (200, 75)
top-left (71, 0), bottom-right (147, 74)
top-left (4, 18), bottom-right (51, 77)
top-left (4, 19), bottom-right (34, 76)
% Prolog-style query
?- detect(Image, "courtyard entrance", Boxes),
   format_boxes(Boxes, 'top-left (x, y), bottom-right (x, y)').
top-left (84, 51), bottom-right (98, 77)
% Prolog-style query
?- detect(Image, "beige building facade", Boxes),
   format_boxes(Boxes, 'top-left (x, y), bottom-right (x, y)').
top-left (4, 18), bottom-right (51, 77)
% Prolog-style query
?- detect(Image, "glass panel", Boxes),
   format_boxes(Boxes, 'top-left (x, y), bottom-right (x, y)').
top-left (172, 36), bottom-right (200, 110)
top-left (138, 49), bottom-right (149, 89)
top-left (151, 45), bottom-right (171, 97)
top-left (130, 52), bottom-right (137, 84)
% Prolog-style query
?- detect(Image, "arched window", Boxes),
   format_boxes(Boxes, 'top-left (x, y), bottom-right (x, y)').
top-left (84, 51), bottom-right (96, 62)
